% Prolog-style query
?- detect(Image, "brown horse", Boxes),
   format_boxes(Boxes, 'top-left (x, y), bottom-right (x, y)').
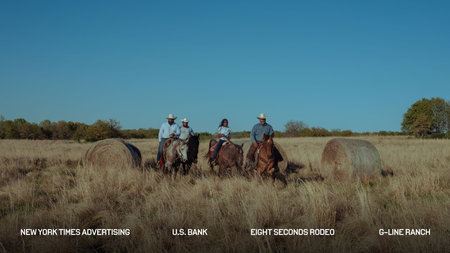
top-left (256, 134), bottom-right (287, 186)
top-left (205, 140), bottom-right (244, 177)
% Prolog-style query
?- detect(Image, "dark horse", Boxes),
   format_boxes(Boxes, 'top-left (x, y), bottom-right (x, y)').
top-left (255, 134), bottom-right (287, 186)
top-left (205, 140), bottom-right (244, 177)
top-left (180, 134), bottom-right (200, 175)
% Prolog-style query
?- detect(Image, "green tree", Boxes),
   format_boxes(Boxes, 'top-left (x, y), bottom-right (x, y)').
top-left (340, 130), bottom-right (353, 137)
top-left (72, 123), bottom-right (88, 142)
top-left (84, 120), bottom-right (114, 142)
top-left (430, 97), bottom-right (450, 133)
top-left (55, 120), bottom-right (72, 139)
top-left (0, 115), bottom-right (5, 139)
top-left (274, 130), bottom-right (283, 138)
top-left (147, 128), bottom-right (159, 138)
top-left (311, 127), bottom-right (331, 137)
top-left (401, 98), bottom-right (433, 133)
top-left (284, 120), bottom-right (308, 137)
top-left (330, 128), bottom-right (341, 136)
top-left (39, 120), bottom-right (55, 139)
top-left (18, 122), bottom-right (42, 140)
top-left (299, 128), bottom-right (314, 137)
top-left (401, 97), bottom-right (450, 134)
top-left (107, 118), bottom-right (122, 137)
top-left (3, 120), bottom-right (19, 139)
top-left (13, 118), bottom-right (27, 126)
top-left (412, 113), bottom-right (432, 137)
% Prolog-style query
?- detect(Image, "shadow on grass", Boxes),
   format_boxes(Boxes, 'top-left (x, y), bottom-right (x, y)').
top-left (285, 161), bottom-right (305, 174)
top-left (382, 166), bottom-right (395, 177)
top-left (288, 175), bottom-right (324, 184)
top-left (143, 158), bottom-right (160, 172)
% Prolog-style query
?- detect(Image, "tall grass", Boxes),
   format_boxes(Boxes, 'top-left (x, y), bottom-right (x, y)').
top-left (0, 137), bottom-right (449, 252)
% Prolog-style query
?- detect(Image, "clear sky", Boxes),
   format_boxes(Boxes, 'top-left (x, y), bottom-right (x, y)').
top-left (1, 1), bottom-right (449, 133)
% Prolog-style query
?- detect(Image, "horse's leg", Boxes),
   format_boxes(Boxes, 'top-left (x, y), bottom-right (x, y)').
top-left (167, 163), bottom-right (172, 180)
top-left (209, 153), bottom-right (215, 175)
top-left (256, 164), bottom-right (263, 183)
top-left (174, 164), bottom-right (178, 180)
top-left (267, 166), bottom-right (276, 186)
top-left (219, 163), bottom-right (225, 179)
top-left (163, 164), bottom-right (167, 177)
top-left (268, 163), bottom-right (287, 186)
top-left (186, 163), bottom-right (191, 175)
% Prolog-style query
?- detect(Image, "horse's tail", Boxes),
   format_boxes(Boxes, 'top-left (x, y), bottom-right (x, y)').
top-left (204, 139), bottom-right (213, 159)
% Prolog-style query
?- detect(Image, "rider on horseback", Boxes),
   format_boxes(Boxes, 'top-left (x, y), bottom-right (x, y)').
top-left (211, 119), bottom-right (231, 166)
top-left (179, 118), bottom-right (195, 141)
top-left (157, 114), bottom-right (181, 166)
top-left (246, 113), bottom-right (274, 169)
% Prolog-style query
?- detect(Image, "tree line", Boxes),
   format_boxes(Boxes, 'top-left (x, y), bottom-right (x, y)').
top-left (281, 120), bottom-right (410, 138)
top-left (0, 116), bottom-right (256, 142)
top-left (1, 97), bottom-right (448, 142)
top-left (0, 117), bottom-right (124, 142)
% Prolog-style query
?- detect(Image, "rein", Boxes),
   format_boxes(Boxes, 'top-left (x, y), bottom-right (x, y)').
top-left (165, 153), bottom-right (180, 163)
top-left (259, 140), bottom-right (274, 164)
top-left (164, 141), bottom-right (187, 163)
top-left (214, 143), bottom-right (237, 163)
top-left (218, 144), bottom-right (231, 162)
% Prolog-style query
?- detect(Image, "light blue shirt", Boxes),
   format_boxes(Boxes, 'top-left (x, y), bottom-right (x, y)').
top-left (250, 123), bottom-right (274, 142)
top-left (218, 126), bottom-right (231, 141)
top-left (179, 126), bottom-right (194, 140)
top-left (158, 122), bottom-right (181, 142)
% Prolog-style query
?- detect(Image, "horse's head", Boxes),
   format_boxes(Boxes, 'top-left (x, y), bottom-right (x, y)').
top-left (176, 140), bottom-right (189, 162)
top-left (262, 133), bottom-right (274, 158)
top-left (234, 143), bottom-right (245, 167)
top-left (187, 134), bottom-right (200, 163)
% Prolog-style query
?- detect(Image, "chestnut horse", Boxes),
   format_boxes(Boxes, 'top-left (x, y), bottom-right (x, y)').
top-left (256, 134), bottom-right (287, 186)
top-left (204, 140), bottom-right (244, 177)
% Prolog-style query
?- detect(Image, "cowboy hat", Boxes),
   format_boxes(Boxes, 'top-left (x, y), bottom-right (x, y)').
top-left (181, 118), bottom-right (190, 123)
top-left (257, 113), bottom-right (268, 119)
top-left (166, 114), bottom-right (177, 120)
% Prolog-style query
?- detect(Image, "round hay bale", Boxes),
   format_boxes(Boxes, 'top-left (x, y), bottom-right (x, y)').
top-left (234, 139), bottom-right (289, 171)
top-left (127, 143), bottom-right (142, 167)
top-left (321, 138), bottom-right (382, 181)
top-left (83, 139), bottom-right (141, 169)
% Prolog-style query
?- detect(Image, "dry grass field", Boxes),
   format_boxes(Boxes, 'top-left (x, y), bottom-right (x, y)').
top-left (0, 137), bottom-right (449, 252)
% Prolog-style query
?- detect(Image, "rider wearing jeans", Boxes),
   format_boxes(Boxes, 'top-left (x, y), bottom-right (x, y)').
top-left (246, 113), bottom-right (274, 169)
top-left (157, 114), bottom-right (181, 165)
top-left (211, 119), bottom-right (231, 165)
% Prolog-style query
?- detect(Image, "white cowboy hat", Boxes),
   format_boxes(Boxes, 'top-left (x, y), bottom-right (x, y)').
top-left (257, 113), bottom-right (268, 119)
top-left (166, 114), bottom-right (177, 120)
top-left (181, 118), bottom-right (190, 123)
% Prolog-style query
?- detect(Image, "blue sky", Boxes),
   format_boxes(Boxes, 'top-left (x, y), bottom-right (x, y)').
top-left (1, 1), bottom-right (449, 133)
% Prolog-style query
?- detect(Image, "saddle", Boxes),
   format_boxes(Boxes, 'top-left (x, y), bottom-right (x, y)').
top-left (251, 148), bottom-right (260, 169)
top-left (160, 138), bottom-right (178, 167)
top-left (250, 142), bottom-right (272, 169)
top-left (210, 141), bottom-right (230, 162)
top-left (209, 141), bottom-right (229, 152)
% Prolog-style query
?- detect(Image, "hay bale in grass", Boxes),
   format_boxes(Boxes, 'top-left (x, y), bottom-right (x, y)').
top-left (83, 139), bottom-right (142, 169)
top-left (321, 138), bottom-right (382, 181)
top-left (126, 142), bottom-right (142, 167)
top-left (234, 140), bottom-right (289, 171)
